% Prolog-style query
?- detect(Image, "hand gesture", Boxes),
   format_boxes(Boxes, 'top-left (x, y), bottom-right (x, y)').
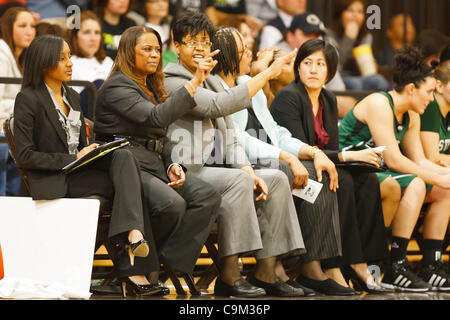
top-left (266, 48), bottom-right (297, 80)
top-left (314, 151), bottom-right (339, 192)
top-left (76, 143), bottom-right (99, 160)
top-left (168, 164), bottom-right (185, 189)
top-left (192, 49), bottom-right (220, 84)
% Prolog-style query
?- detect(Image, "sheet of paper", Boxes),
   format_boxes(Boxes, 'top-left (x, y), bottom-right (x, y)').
top-left (292, 179), bottom-right (323, 204)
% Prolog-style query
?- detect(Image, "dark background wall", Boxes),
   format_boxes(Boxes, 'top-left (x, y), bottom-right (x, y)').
top-left (307, 0), bottom-right (449, 55)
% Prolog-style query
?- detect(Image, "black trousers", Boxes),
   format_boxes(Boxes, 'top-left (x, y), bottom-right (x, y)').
top-left (141, 170), bottom-right (221, 275)
top-left (65, 148), bottom-right (160, 278)
top-left (321, 168), bottom-right (389, 269)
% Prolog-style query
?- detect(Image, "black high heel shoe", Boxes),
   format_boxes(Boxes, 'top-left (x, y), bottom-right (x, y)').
top-left (342, 266), bottom-right (394, 294)
top-left (126, 239), bottom-right (150, 266)
top-left (120, 277), bottom-right (162, 297)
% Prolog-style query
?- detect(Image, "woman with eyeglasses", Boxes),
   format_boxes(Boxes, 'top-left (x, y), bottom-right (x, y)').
top-left (94, 25), bottom-right (221, 295)
top-left (164, 11), bottom-right (314, 298)
top-left (216, 27), bottom-right (363, 296)
top-left (270, 38), bottom-right (392, 294)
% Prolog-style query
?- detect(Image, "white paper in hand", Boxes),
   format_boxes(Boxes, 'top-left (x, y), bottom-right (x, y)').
top-left (292, 179), bottom-right (323, 204)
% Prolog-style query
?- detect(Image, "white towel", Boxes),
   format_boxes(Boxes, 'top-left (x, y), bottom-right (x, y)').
top-left (0, 277), bottom-right (91, 300)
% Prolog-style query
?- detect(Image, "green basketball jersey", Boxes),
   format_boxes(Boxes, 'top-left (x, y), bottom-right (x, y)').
top-left (339, 91), bottom-right (410, 150)
top-left (420, 97), bottom-right (450, 154)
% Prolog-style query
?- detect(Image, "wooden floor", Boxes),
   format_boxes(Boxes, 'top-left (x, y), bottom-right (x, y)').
top-left (88, 240), bottom-right (450, 302)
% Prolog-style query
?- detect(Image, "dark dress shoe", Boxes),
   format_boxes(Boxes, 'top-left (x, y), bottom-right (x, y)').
top-left (286, 279), bottom-right (316, 296)
top-left (119, 278), bottom-right (162, 297)
top-left (248, 277), bottom-right (307, 297)
top-left (214, 277), bottom-right (266, 298)
top-left (296, 275), bottom-right (359, 296)
top-left (341, 266), bottom-right (394, 294)
top-left (153, 281), bottom-right (170, 296)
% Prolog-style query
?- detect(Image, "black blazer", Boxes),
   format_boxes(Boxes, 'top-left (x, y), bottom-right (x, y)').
top-left (270, 80), bottom-right (341, 162)
top-left (95, 71), bottom-right (196, 182)
top-left (13, 82), bottom-right (88, 200)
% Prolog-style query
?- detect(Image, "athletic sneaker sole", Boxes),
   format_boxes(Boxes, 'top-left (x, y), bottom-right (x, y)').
top-left (431, 286), bottom-right (450, 292)
top-left (393, 285), bottom-right (430, 293)
top-left (381, 282), bottom-right (429, 293)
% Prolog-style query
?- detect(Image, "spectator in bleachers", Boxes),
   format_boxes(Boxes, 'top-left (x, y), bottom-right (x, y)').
top-left (250, 48), bottom-right (294, 107)
top-left (35, 21), bottom-right (67, 39)
top-left (162, 16), bottom-right (177, 67)
top-left (268, 12), bottom-right (356, 118)
top-left (440, 44), bottom-right (450, 64)
top-left (258, 0), bottom-right (307, 51)
top-left (164, 11), bottom-right (308, 298)
top-left (420, 60), bottom-right (450, 167)
top-left (375, 13), bottom-right (416, 81)
top-left (26, 0), bottom-right (86, 20)
top-left (13, 34), bottom-right (160, 297)
top-left (331, 0), bottom-right (389, 91)
top-left (94, 26), bottom-right (221, 291)
top-left (67, 10), bottom-right (113, 115)
top-left (143, 0), bottom-right (171, 47)
top-left (270, 38), bottom-right (391, 294)
top-left (205, 0), bottom-right (264, 34)
top-left (0, 6), bottom-right (36, 196)
top-left (145, 0), bottom-right (172, 48)
top-left (0, 1), bottom-right (24, 20)
top-left (414, 29), bottom-right (449, 67)
top-left (338, 46), bottom-right (450, 292)
top-left (276, 13), bottom-right (346, 92)
top-left (168, 0), bottom-right (207, 17)
top-left (246, 0), bottom-right (278, 24)
top-left (213, 27), bottom-right (359, 296)
top-left (93, 0), bottom-right (136, 60)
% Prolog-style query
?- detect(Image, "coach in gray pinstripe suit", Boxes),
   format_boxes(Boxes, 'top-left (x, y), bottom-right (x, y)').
top-left (163, 12), bottom-right (311, 297)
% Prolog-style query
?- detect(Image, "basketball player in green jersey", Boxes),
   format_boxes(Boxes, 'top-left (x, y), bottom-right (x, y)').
top-left (339, 47), bottom-right (450, 292)
top-left (420, 60), bottom-right (450, 167)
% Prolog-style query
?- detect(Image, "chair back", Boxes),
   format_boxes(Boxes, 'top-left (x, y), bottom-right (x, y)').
top-left (3, 116), bottom-right (31, 195)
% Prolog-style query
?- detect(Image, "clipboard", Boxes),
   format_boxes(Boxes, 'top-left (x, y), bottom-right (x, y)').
top-left (335, 161), bottom-right (386, 173)
top-left (62, 138), bottom-right (130, 174)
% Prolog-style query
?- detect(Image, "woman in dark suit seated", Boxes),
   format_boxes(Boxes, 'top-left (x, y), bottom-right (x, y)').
top-left (270, 39), bottom-right (392, 293)
top-left (94, 26), bottom-right (221, 286)
top-left (13, 35), bottom-right (161, 297)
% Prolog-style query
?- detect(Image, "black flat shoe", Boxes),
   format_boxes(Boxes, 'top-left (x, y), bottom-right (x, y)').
top-left (248, 277), bottom-right (307, 297)
top-left (286, 279), bottom-right (316, 296)
top-left (119, 278), bottom-right (162, 297)
top-left (296, 275), bottom-right (359, 296)
top-left (214, 277), bottom-right (266, 298)
top-left (342, 266), bottom-right (394, 294)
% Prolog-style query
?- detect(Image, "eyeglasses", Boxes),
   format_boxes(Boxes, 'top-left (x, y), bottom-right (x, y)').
top-left (180, 40), bottom-right (212, 48)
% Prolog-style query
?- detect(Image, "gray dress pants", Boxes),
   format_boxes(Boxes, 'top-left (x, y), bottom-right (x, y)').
top-left (192, 165), bottom-right (306, 260)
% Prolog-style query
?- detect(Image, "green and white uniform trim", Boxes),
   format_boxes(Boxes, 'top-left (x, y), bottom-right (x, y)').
top-left (339, 91), bottom-right (432, 193)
